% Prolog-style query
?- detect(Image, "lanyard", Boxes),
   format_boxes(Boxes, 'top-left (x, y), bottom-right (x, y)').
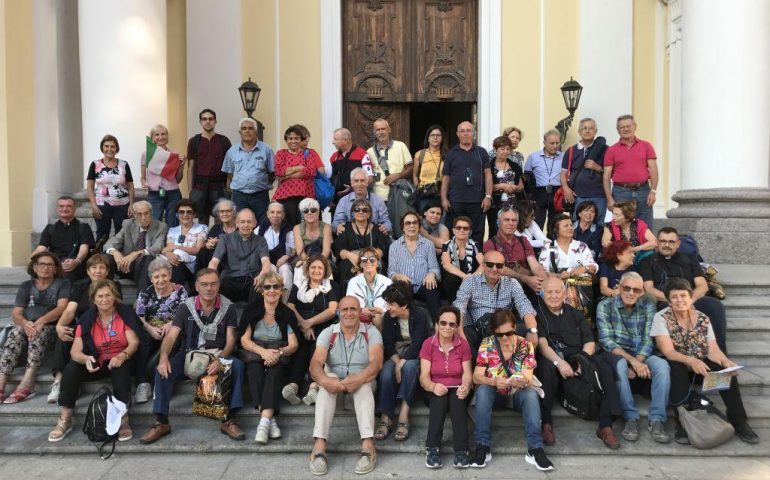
top-left (342, 333), bottom-right (360, 376)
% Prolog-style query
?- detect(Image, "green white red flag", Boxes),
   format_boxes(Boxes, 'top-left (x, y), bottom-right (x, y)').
top-left (145, 136), bottom-right (181, 190)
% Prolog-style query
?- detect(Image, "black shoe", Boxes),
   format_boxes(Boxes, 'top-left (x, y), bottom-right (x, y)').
top-left (469, 444), bottom-right (491, 468)
top-left (525, 447), bottom-right (555, 472)
top-left (674, 421), bottom-right (690, 445)
top-left (734, 423), bottom-right (760, 444)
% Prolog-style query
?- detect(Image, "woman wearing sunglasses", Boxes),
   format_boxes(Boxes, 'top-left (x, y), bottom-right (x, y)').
top-left (440, 216), bottom-right (484, 303)
top-left (161, 199), bottom-right (208, 288)
top-left (419, 305), bottom-right (472, 469)
top-left (346, 246), bottom-right (392, 328)
top-left (332, 198), bottom-right (391, 290)
top-left (292, 198), bottom-right (332, 285)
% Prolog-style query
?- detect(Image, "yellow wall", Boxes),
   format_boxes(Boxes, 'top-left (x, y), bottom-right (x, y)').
top-left (167, 0), bottom-right (188, 194)
top-left (0, 0), bottom-right (34, 265)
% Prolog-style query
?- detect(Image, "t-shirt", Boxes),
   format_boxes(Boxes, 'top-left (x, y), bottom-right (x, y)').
top-left (212, 231), bottom-right (270, 278)
top-left (442, 144), bottom-right (491, 204)
top-left (316, 323), bottom-right (383, 379)
top-left (419, 334), bottom-right (471, 387)
top-left (76, 313), bottom-right (131, 364)
top-left (14, 278), bottom-right (70, 320)
top-left (171, 298), bottom-right (239, 350)
top-left (483, 234), bottom-right (534, 269)
top-left (252, 320), bottom-right (294, 342)
top-left (87, 159), bottom-right (133, 206)
top-left (536, 305), bottom-right (594, 359)
top-left (650, 309), bottom-right (715, 342)
top-left (598, 263), bottom-right (632, 291)
top-left (604, 138), bottom-right (657, 184)
top-left (638, 252), bottom-right (704, 290)
top-left (187, 133), bottom-right (231, 185)
top-left (39, 219), bottom-right (95, 260)
top-left (273, 148), bottom-right (325, 200)
top-left (476, 334), bottom-right (536, 396)
top-left (490, 158), bottom-right (524, 207)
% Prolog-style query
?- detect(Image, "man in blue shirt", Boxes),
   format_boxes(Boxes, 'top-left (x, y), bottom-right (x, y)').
top-left (222, 118), bottom-right (275, 223)
top-left (525, 130), bottom-right (563, 231)
top-left (559, 118), bottom-right (608, 225)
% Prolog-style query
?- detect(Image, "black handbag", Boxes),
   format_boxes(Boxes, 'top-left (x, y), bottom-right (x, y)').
top-left (239, 339), bottom-right (290, 366)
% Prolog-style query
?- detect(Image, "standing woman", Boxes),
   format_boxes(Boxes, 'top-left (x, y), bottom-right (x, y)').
top-left (488, 136), bottom-right (525, 237)
top-left (412, 125), bottom-right (445, 215)
top-left (440, 216), bottom-right (483, 303)
top-left (141, 124), bottom-right (186, 227)
top-left (273, 125), bottom-right (326, 226)
top-left (490, 126), bottom-right (526, 169)
top-left (87, 134), bottom-right (135, 241)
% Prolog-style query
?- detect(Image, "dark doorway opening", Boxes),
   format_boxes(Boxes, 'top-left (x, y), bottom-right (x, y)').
top-left (408, 102), bottom-right (475, 153)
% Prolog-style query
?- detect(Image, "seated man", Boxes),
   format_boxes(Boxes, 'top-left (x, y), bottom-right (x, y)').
top-left (331, 167), bottom-right (391, 236)
top-left (308, 296), bottom-right (383, 476)
top-left (208, 208), bottom-right (271, 302)
top-left (595, 272), bottom-right (671, 444)
top-left (33, 195), bottom-right (94, 281)
top-left (639, 227), bottom-right (727, 351)
top-left (140, 268), bottom-right (245, 444)
top-left (534, 276), bottom-right (622, 449)
top-left (104, 200), bottom-right (167, 291)
top-left (453, 250), bottom-right (538, 354)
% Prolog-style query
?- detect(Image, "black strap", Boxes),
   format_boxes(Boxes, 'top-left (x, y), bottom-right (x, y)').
top-left (99, 439), bottom-right (116, 460)
top-left (493, 335), bottom-right (515, 378)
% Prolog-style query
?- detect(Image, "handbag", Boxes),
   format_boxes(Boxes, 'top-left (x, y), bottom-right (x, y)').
top-left (184, 348), bottom-right (221, 380)
top-left (416, 149), bottom-right (442, 198)
top-left (192, 360), bottom-right (233, 421)
top-left (677, 404), bottom-right (735, 449)
top-left (555, 147), bottom-right (580, 214)
top-left (238, 339), bottom-right (289, 366)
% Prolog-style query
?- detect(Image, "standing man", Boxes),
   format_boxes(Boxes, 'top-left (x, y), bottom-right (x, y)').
top-left (329, 128), bottom-right (374, 216)
top-left (525, 130), bottom-right (564, 231)
top-left (603, 114), bottom-right (658, 229)
top-left (33, 195), bottom-right (94, 281)
top-left (441, 121), bottom-right (493, 246)
top-left (187, 108), bottom-right (232, 226)
top-left (559, 118), bottom-right (608, 224)
top-left (367, 119), bottom-right (413, 236)
top-left (222, 117), bottom-right (275, 223)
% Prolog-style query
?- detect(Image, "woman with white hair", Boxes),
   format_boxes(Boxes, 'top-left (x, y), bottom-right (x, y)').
top-left (197, 198), bottom-right (236, 270)
top-left (292, 197), bottom-right (332, 286)
top-left (140, 124), bottom-right (186, 227)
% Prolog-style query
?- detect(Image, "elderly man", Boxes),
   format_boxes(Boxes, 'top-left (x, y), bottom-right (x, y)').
top-left (329, 127), bottom-right (374, 215)
top-left (309, 296), bottom-right (384, 476)
top-left (603, 114), bottom-right (659, 228)
top-left (453, 250), bottom-right (538, 354)
top-left (331, 167), bottom-right (391, 235)
top-left (221, 117), bottom-right (275, 223)
top-left (104, 200), bottom-right (167, 291)
top-left (525, 130), bottom-right (564, 231)
top-left (255, 202), bottom-right (295, 300)
top-left (186, 108), bottom-right (232, 226)
top-left (140, 268), bottom-right (245, 444)
top-left (559, 118), bottom-right (608, 224)
top-left (596, 272), bottom-right (671, 444)
top-left (441, 121), bottom-right (492, 246)
top-left (208, 208), bottom-right (270, 303)
top-left (534, 276), bottom-right (622, 449)
top-left (33, 195), bottom-right (95, 281)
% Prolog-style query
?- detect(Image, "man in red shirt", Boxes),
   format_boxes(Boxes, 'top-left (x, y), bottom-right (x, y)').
top-left (186, 109), bottom-right (232, 226)
top-left (329, 128), bottom-right (374, 217)
top-left (602, 115), bottom-right (658, 228)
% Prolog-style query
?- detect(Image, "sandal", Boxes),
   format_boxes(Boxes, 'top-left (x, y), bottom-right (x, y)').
top-left (48, 417), bottom-right (73, 442)
top-left (393, 422), bottom-right (410, 442)
top-left (373, 420), bottom-right (392, 441)
top-left (4, 388), bottom-right (35, 404)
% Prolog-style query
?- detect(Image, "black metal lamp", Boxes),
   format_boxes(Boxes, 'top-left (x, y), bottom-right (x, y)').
top-left (238, 77), bottom-right (264, 140)
top-left (555, 77), bottom-right (583, 145)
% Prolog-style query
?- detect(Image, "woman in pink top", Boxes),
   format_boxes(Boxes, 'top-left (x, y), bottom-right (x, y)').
top-left (419, 305), bottom-right (472, 468)
top-left (273, 125), bottom-right (325, 226)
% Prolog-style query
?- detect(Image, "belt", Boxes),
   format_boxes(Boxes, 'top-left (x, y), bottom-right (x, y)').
top-left (614, 182), bottom-right (649, 190)
top-left (535, 186), bottom-right (560, 190)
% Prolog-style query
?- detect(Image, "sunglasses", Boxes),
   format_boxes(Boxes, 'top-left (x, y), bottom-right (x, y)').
top-left (620, 285), bottom-right (644, 294)
top-left (262, 284), bottom-right (282, 291)
top-left (403, 220), bottom-right (420, 227)
top-left (494, 330), bottom-right (516, 338)
top-left (303, 208), bottom-right (319, 214)
top-left (454, 225), bottom-right (470, 231)
top-left (359, 256), bottom-right (377, 264)
top-left (36, 262), bottom-right (56, 268)
top-left (438, 320), bottom-right (457, 328)
top-left (353, 207), bottom-right (370, 213)
top-left (177, 234), bottom-right (186, 244)
top-left (178, 210), bottom-right (194, 215)
top-left (485, 261), bottom-right (505, 270)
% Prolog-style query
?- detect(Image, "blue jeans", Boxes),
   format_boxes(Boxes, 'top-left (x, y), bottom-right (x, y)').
top-left (378, 358), bottom-right (420, 419)
top-left (147, 188), bottom-right (182, 227)
top-left (574, 196), bottom-right (608, 226)
top-left (231, 189), bottom-right (270, 224)
top-left (612, 184), bottom-right (653, 229)
top-left (614, 354), bottom-right (670, 423)
top-left (473, 384), bottom-right (543, 450)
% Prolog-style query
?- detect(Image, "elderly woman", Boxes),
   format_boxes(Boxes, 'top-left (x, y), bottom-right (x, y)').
top-left (652, 278), bottom-right (759, 445)
top-left (440, 216), bottom-right (483, 303)
top-left (285, 255), bottom-right (339, 406)
top-left (47, 279), bottom-right (140, 442)
top-left (87, 134), bottom-right (135, 241)
top-left (346, 246), bottom-right (392, 328)
top-left (389, 211), bottom-right (442, 319)
top-left (598, 240), bottom-right (635, 298)
top-left (162, 199), bottom-right (208, 287)
top-left (198, 198), bottom-right (237, 270)
top-left (375, 281), bottom-right (432, 443)
top-left (488, 136), bottom-right (525, 237)
top-left (0, 253), bottom-right (69, 404)
top-left (601, 201), bottom-right (656, 266)
top-left (292, 198), bottom-right (332, 286)
top-left (141, 124), bottom-right (186, 227)
top-left (516, 200), bottom-right (549, 251)
top-left (412, 125), bottom-right (445, 215)
top-left (573, 200), bottom-right (603, 260)
top-left (273, 125), bottom-right (326, 226)
top-left (240, 272), bottom-right (299, 444)
top-left (489, 126), bottom-right (525, 169)
top-left (332, 198), bottom-right (391, 290)
top-left (419, 306), bottom-right (472, 469)
top-left (255, 202), bottom-right (296, 301)
top-left (49, 254), bottom-right (122, 404)
top-left (420, 202), bottom-right (450, 256)
top-left (539, 213), bottom-right (598, 278)
top-left (132, 257), bottom-right (188, 403)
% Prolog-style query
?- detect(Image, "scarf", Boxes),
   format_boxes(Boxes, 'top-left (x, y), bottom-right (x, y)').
top-left (296, 278), bottom-right (332, 304)
top-left (447, 238), bottom-right (477, 274)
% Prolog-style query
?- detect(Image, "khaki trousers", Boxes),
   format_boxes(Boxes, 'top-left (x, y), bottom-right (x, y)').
top-left (313, 372), bottom-right (375, 440)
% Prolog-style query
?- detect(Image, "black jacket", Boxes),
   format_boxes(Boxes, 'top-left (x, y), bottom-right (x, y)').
top-left (381, 305), bottom-right (432, 360)
top-left (239, 294), bottom-right (296, 342)
top-left (77, 303), bottom-right (148, 358)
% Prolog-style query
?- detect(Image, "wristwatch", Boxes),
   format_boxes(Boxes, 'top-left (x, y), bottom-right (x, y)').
top-left (484, 194), bottom-right (492, 199)
top-left (553, 359), bottom-right (560, 366)
top-left (527, 327), bottom-right (538, 334)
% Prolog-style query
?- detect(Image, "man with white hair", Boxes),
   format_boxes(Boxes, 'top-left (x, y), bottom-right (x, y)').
top-left (331, 168), bottom-right (391, 235)
top-left (221, 117), bottom-right (275, 223)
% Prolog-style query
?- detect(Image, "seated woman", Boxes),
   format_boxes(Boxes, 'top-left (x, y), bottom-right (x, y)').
top-left (0, 253), bottom-right (69, 404)
top-left (419, 202), bottom-right (450, 256)
top-left (332, 198), bottom-right (391, 291)
top-left (652, 277), bottom-right (759, 445)
top-left (162, 199), bottom-right (208, 289)
top-left (198, 199), bottom-right (236, 270)
top-left (346, 246), bottom-right (392, 328)
top-left (573, 200), bottom-right (603, 260)
top-left (240, 272), bottom-right (299, 444)
top-left (488, 135), bottom-right (525, 238)
top-left (516, 200), bottom-right (549, 251)
top-left (601, 201), bottom-right (656, 266)
top-left (255, 202), bottom-right (296, 302)
top-left (375, 281), bottom-right (432, 443)
top-left (292, 198), bottom-right (332, 286)
top-left (285, 255), bottom-right (339, 406)
top-left (133, 257), bottom-right (188, 403)
top-left (598, 240), bottom-right (635, 298)
top-left (388, 211), bottom-right (442, 320)
top-left (48, 279), bottom-right (140, 442)
top-left (419, 305), bottom-right (472, 469)
top-left (440, 216), bottom-right (483, 303)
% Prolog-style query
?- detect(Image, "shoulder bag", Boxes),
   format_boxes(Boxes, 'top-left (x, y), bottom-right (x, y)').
top-left (677, 401), bottom-right (734, 449)
top-left (416, 149), bottom-right (441, 198)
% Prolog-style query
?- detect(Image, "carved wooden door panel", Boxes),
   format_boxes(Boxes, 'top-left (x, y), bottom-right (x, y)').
top-left (344, 102), bottom-right (410, 151)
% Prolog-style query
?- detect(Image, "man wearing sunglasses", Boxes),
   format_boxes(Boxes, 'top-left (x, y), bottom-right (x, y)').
top-left (595, 272), bottom-right (671, 444)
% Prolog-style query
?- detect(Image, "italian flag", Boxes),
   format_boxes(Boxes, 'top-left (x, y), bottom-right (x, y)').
top-left (145, 136), bottom-right (181, 190)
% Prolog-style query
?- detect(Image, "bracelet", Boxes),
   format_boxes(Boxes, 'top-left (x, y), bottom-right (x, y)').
top-left (650, 189), bottom-right (657, 194)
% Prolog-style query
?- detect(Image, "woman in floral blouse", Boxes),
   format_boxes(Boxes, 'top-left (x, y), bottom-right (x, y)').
top-left (86, 134), bottom-right (135, 241)
top-left (538, 213), bottom-right (598, 278)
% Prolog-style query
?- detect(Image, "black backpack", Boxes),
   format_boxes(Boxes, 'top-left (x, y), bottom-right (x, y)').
top-left (558, 351), bottom-right (604, 420)
top-left (83, 387), bottom-right (118, 459)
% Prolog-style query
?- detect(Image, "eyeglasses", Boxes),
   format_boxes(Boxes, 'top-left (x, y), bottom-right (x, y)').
top-left (178, 210), bottom-right (194, 215)
top-left (176, 234), bottom-right (186, 244)
top-left (485, 261), bottom-right (504, 270)
top-left (620, 285), bottom-right (644, 294)
top-left (403, 220), bottom-right (419, 227)
top-left (35, 262), bottom-right (56, 268)
top-left (303, 208), bottom-right (319, 214)
top-left (494, 330), bottom-right (516, 338)
top-left (438, 320), bottom-right (457, 328)
top-left (454, 225), bottom-right (470, 231)
top-left (262, 284), bottom-right (282, 291)
top-left (359, 256), bottom-right (378, 264)
top-left (429, 133), bottom-right (442, 138)
top-left (353, 208), bottom-right (370, 213)
top-left (658, 240), bottom-right (678, 245)
top-left (198, 281), bottom-right (219, 289)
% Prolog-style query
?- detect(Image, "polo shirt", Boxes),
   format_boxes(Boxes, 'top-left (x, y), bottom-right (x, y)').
top-left (316, 322), bottom-right (383, 379)
top-left (39, 219), bottom-right (95, 259)
top-left (638, 251), bottom-right (704, 291)
top-left (483, 233), bottom-right (535, 268)
top-left (524, 150), bottom-right (563, 187)
top-left (367, 140), bottom-right (412, 198)
top-left (604, 137), bottom-right (656, 184)
top-left (221, 141), bottom-right (275, 193)
top-left (329, 145), bottom-right (374, 195)
top-left (442, 144), bottom-right (491, 203)
top-left (212, 231), bottom-right (270, 278)
top-left (419, 334), bottom-right (471, 387)
top-left (536, 304), bottom-right (594, 359)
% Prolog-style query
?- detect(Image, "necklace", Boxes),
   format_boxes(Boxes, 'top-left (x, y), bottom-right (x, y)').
top-left (673, 309), bottom-right (694, 330)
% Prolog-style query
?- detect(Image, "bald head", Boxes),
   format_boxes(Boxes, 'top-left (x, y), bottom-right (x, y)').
top-left (457, 121), bottom-right (475, 147)
top-left (236, 208), bottom-right (257, 238)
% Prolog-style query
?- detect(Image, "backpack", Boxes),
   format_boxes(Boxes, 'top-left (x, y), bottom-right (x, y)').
top-left (678, 234), bottom-right (703, 261)
top-left (83, 387), bottom-right (119, 459)
top-left (314, 171), bottom-right (335, 210)
top-left (558, 351), bottom-right (604, 420)
top-left (328, 325), bottom-right (370, 350)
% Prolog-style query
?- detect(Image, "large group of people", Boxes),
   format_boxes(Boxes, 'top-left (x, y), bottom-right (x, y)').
top-left (0, 111), bottom-right (759, 475)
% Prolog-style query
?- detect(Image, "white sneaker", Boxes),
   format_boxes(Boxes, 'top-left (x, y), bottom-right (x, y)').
top-left (47, 380), bottom-right (61, 404)
top-left (269, 418), bottom-right (281, 439)
top-left (255, 423), bottom-right (269, 444)
top-left (282, 384), bottom-right (301, 405)
top-left (134, 382), bottom-right (152, 404)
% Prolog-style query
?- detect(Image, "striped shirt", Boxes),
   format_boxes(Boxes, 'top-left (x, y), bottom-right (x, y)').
top-left (596, 295), bottom-right (656, 358)
top-left (388, 236), bottom-right (441, 291)
top-left (453, 273), bottom-right (536, 327)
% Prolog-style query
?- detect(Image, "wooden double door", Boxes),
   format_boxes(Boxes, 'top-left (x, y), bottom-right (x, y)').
top-left (343, 0), bottom-right (478, 152)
